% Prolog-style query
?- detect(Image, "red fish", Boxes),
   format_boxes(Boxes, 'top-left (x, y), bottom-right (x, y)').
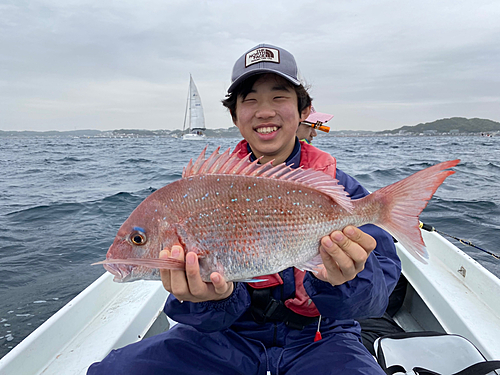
top-left (94, 147), bottom-right (459, 283)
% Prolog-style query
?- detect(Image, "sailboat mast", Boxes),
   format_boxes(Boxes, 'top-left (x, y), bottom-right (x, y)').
top-left (182, 74), bottom-right (191, 133)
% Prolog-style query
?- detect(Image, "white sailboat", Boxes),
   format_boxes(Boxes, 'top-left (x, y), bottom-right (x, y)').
top-left (182, 75), bottom-right (207, 140)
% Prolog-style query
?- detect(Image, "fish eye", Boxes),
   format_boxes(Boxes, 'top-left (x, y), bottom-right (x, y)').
top-left (130, 231), bottom-right (147, 246)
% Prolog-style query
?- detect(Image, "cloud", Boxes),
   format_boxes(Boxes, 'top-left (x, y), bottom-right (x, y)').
top-left (1, 0), bottom-right (499, 131)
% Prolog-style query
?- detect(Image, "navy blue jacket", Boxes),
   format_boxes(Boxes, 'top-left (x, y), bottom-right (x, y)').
top-left (164, 154), bottom-right (401, 344)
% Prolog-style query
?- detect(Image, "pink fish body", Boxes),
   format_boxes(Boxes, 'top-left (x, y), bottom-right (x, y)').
top-left (95, 147), bottom-right (459, 283)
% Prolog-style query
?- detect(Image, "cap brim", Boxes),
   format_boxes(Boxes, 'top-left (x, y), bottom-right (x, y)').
top-left (306, 111), bottom-right (334, 123)
top-left (227, 69), bottom-right (301, 94)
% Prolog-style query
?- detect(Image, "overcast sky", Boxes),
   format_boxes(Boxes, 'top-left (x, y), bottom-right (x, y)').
top-left (1, 0), bottom-right (499, 132)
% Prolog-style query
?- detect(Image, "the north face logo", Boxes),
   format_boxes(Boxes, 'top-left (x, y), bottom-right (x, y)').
top-left (245, 47), bottom-right (280, 67)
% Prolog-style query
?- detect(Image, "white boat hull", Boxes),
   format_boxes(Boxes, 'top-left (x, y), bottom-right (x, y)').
top-left (0, 273), bottom-right (169, 375)
top-left (394, 230), bottom-right (500, 360)
top-left (182, 133), bottom-right (206, 140)
top-left (1, 229), bottom-right (499, 374)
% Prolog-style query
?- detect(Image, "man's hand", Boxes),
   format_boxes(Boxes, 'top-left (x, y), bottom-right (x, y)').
top-left (314, 226), bottom-right (376, 286)
top-left (160, 244), bottom-right (234, 302)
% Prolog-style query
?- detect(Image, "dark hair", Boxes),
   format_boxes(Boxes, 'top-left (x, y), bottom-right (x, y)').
top-left (221, 74), bottom-right (312, 121)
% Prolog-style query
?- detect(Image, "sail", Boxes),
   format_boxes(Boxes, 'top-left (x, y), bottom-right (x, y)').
top-left (185, 75), bottom-right (206, 131)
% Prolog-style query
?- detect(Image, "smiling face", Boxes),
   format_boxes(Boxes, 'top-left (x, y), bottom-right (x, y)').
top-left (233, 74), bottom-right (310, 165)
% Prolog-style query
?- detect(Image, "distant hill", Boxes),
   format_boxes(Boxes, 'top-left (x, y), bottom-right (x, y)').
top-left (379, 117), bottom-right (500, 134)
top-left (2, 118), bottom-right (498, 138)
top-left (0, 127), bottom-right (243, 138)
top-left (0, 129), bottom-right (103, 137)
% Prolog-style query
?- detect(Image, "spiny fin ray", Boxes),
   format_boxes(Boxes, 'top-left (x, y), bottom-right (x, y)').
top-left (182, 145), bottom-right (354, 212)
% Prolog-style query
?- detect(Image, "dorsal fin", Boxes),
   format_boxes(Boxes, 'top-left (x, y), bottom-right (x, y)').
top-left (182, 146), bottom-right (353, 212)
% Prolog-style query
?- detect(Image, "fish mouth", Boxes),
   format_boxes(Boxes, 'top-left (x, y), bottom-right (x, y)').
top-left (102, 263), bottom-right (133, 282)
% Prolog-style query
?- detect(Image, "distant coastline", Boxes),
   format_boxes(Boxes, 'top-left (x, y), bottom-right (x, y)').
top-left (2, 117), bottom-right (499, 138)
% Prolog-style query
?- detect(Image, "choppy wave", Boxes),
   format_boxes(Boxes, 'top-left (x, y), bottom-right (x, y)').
top-left (0, 135), bottom-right (499, 358)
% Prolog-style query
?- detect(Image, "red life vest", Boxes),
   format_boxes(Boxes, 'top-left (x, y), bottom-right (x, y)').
top-left (232, 139), bottom-right (337, 317)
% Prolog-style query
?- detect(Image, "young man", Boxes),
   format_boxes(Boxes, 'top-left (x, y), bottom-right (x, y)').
top-left (88, 44), bottom-right (400, 375)
top-left (296, 120), bottom-right (318, 144)
top-left (296, 107), bottom-right (333, 144)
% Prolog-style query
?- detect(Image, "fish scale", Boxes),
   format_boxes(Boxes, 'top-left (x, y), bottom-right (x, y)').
top-left (166, 175), bottom-right (343, 281)
top-left (94, 147), bottom-right (459, 283)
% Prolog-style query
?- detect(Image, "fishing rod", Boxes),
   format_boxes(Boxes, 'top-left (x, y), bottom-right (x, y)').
top-left (419, 222), bottom-right (500, 260)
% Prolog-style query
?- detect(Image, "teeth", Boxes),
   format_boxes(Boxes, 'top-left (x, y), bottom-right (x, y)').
top-left (256, 126), bottom-right (278, 134)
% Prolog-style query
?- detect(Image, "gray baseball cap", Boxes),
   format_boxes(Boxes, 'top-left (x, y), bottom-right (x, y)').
top-left (227, 44), bottom-right (301, 94)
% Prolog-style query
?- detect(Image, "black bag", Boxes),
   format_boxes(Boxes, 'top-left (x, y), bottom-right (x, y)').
top-left (374, 332), bottom-right (500, 375)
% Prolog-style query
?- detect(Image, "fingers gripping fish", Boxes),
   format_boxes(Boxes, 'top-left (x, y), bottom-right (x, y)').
top-left (93, 146), bottom-right (459, 283)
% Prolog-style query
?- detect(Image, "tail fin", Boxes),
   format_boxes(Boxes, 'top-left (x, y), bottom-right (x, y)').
top-left (368, 160), bottom-right (460, 263)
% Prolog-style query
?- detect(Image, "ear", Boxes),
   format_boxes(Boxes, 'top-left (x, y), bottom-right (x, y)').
top-left (300, 105), bottom-right (311, 122)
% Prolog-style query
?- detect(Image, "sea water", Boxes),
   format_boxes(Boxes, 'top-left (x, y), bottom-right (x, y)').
top-left (0, 135), bottom-right (499, 358)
